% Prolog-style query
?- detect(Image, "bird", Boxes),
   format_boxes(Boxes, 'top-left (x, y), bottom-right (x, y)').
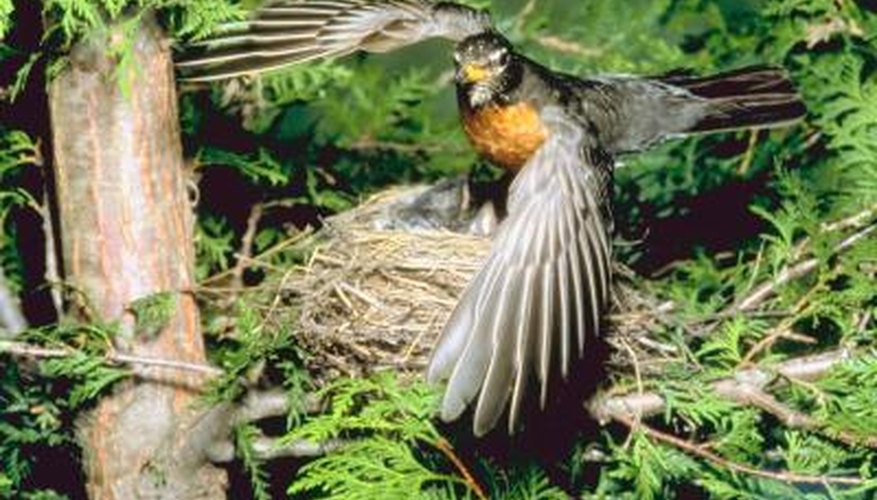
top-left (177, 0), bottom-right (807, 437)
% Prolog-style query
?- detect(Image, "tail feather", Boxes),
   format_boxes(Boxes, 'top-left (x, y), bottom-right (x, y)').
top-left (663, 65), bottom-right (807, 134)
top-left (661, 65), bottom-right (797, 96)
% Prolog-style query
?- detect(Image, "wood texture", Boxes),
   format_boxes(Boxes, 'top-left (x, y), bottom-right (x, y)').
top-left (48, 16), bottom-right (226, 499)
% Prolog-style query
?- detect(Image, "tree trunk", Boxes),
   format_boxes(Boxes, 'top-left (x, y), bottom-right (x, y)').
top-left (48, 16), bottom-right (227, 499)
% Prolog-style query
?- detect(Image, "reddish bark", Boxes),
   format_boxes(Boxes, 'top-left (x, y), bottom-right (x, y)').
top-left (47, 17), bottom-right (226, 498)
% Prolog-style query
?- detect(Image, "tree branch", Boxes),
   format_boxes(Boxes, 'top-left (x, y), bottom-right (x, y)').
top-left (434, 438), bottom-right (488, 500)
top-left (0, 340), bottom-right (223, 378)
top-left (200, 228), bottom-right (313, 286)
top-left (591, 349), bottom-right (858, 435)
top-left (41, 190), bottom-right (63, 319)
top-left (728, 387), bottom-right (877, 449)
top-left (534, 35), bottom-right (603, 58)
top-left (734, 221), bottom-right (877, 312)
top-left (592, 349), bottom-right (852, 421)
top-left (196, 390), bottom-right (336, 465)
top-left (614, 414), bottom-right (865, 487)
top-left (233, 389), bottom-right (323, 425)
top-left (250, 436), bottom-right (346, 461)
top-left (231, 203), bottom-right (264, 291)
top-left (515, 0), bottom-right (539, 32)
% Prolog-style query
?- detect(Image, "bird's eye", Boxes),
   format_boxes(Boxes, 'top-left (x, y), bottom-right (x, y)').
top-left (490, 49), bottom-right (509, 66)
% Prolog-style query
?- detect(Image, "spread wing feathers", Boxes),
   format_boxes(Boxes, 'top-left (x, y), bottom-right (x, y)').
top-left (426, 107), bottom-right (611, 436)
top-left (177, 0), bottom-right (491, 81)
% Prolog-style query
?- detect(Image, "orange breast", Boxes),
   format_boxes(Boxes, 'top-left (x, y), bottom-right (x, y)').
top-left (460, 102), bottom-right (548, 171)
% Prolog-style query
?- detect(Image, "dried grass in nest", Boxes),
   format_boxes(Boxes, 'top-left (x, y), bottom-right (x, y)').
top-left (251, 185), bottom-right (676, 385)
top-left (292, 226), bottom-right (489, 381)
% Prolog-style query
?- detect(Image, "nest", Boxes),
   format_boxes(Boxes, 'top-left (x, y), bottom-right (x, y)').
top-left (292, 227), bottom-right (488, 381)
top-left (235, 181), bottom-right (674, 384)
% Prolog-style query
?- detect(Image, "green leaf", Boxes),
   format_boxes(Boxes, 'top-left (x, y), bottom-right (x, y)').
top-left (128, 292), bottom-right (176, 340)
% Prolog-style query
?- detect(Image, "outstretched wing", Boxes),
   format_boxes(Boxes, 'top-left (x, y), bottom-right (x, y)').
top-left (177, 0), bottom-right (491, 81)
top-left (426, 107), bottom-right (613, 436)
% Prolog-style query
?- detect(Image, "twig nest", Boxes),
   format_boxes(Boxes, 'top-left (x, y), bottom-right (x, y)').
top-left (293, 227), bottom-right (489, 381)
top-left (252, 180), bottom-right (670, 384)
top-left (273, 179), bottom-right (492, 382)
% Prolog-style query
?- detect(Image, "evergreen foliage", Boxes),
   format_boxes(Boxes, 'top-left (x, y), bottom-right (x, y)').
top-left (0, 0), bottom-right (875, 498)
top-left (0, 129), bottom-right (39, 292)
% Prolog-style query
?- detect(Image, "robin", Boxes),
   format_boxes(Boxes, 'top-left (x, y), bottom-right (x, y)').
top-left (178, 0), bottom-right (806, 436)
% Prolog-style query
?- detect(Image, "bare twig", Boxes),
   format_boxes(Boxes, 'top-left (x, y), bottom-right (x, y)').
top-left (740, 287), bottom-right (819, 366)
top-left (824, 203), bottom-right (877, 233)
top-left (734, 223), bottom-right (877, 312)
top-left (593, 349), bottom-right (877, 450)
top-left (632, 334), bottom-right (679, 355)
top-left (857, 311), bottom-right (873, 333)
top-left (250, 436), bottom-right (347, 460)
top-left (40, 191), bottom-right (63, 318)
top-left (231, 203), bottom-right (265, 290)
top-left (740, 328), bottom-right (815, 366)
top-left (434, 438), bottom-right (487, 500)
top-left (618, 338), bottom-right (645, 447)
top-left (591, 349), bottom-right (852, 424)
top-left (535, 35), bottom-right (603, 58)
top-left (737, 129), bottom-right (760, 175)
top-left (347, 138), bottom-right (459, 155)
top-left (515, 0), bottom-right (538, 32)
top-left (689, 310), bottom-right (793, 327)
top-left (729, 388), bottom-right (877, 449)
top-left (185, 390), bottom-right (329, 466)
top-left (615, 414), bottom-right (865, 487)
top-left (206, 430), bottom-right (346, 464)
top-left (234, 390), bottom-right (293, 423)
top-left (234, 389), bottom-right (323, 424)
top-left (200, 228), bottom-right (313, 286)
top-left (0, 340), bottom-right (223, 378)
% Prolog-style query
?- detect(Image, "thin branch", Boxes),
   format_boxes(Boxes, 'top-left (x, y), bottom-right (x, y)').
top-left (0, 340), bottom-right (223, 378)
top-left (191, 391), bottom-right (334, 466)
top-left (347, 138), bottom-right (459, 155)
top-left (3, 343), bottom-right (333, 464)
top-left (728, 388), bottom-right (877, 449)
top-left (434, 438), bottom-right (488, 500)
top-left (250, 436), bottom-right (347, 460)
top-left (231, 203), bottom-right (265, 290)
top-left (857, 310), bottom-right (873, 333)
top-left (824, 203), bottom-right (877, 233)
top-left (200, 228), bottom-right (313, 286)
top-left (740, 286), bottom-right (819, 366)
top-left (234, 389), bottom-right (324, 425)
top-left (737, 129), bottom-right (759, 175)
top-left (591, 349), bottom-right (852, 424)
top-left (614, 414), bottom-right (865, 487)
top-left (207, 433), bottom-right (346, 463)
top-left (734, 222), bottom-right (877, 312)
top-left (593, 349), bottom-right (877, 450)
top-left (235, 389), bottom-right (293, 423)
top-left (534, 35), bottom-right (603, 58)
top-left (740, 328), bottom-right (816, 367)
top-left (41, 190), bottom-right (63, 319)
top-left (515, 0), bottom-right (538, 32)
top-left (618, 338), bottom-right (645, 447)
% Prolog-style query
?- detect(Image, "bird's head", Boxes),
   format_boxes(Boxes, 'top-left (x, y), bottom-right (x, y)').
top-left (454, 32), bottom-right (518, 107)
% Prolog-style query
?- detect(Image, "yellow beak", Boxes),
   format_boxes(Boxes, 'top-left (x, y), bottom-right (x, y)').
top-left (462, 63), bottom-right (490, 83)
